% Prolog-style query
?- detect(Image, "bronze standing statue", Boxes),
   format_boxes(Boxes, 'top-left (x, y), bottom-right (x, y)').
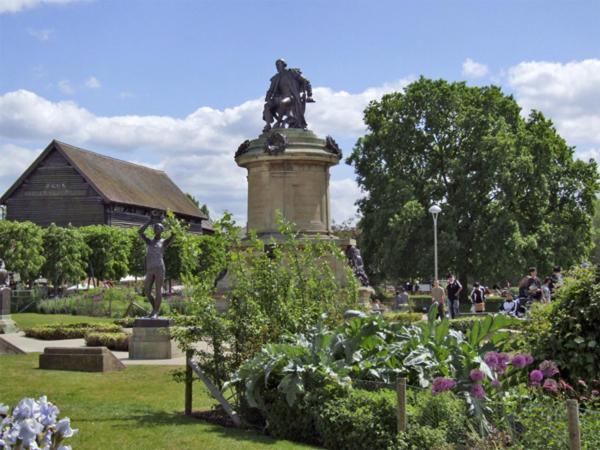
top-left (263, 58), bottom-right (315, 132)
top-left (138, 214), bottom-right (175, 318)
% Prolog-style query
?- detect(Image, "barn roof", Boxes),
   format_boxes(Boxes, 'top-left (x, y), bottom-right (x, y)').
top-left (1, 140), bottom-right (208, 220)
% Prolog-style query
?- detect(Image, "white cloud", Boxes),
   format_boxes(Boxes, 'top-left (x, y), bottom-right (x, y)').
top-left (508, 59), bottom-right (600, 148)
top-left (0, 0), bottom-right (85, 14)
top-left (27, 28), bottom-right (53, 41)
top-left (0, 79), bottom-right (409, 222)
top-left (330, 178), bottom-right (362, 224)
top-left (84, 76), bottom-right (101, 89)
top-left (57, 80), bottom-right (74, 95)
top-left (462, 58), bottom-right (489, 78)
top-left (0, 143), bottom-right (39, 195)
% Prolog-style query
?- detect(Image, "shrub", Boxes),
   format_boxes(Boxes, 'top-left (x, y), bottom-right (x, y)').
top-left (0, 220), bottom-right (45, 286)
top-left (410, 390), bottom-right (468, 445)
top-left (449, 316), bottom-right (523, 334)
top-left (316, 388), bottom-right (399, 450)
top-left (397, 426), bottom-right (451, 450)
top-left (531, 266), bottom-right (600, 382)
top-left (408, 295), bottom-right (432, 312)
top-left (85, 331), bottom-right (130, 351)
top-left (24, 322), bottom-right (122, 340)
top-left (114, 317), bottom-right (137, 327)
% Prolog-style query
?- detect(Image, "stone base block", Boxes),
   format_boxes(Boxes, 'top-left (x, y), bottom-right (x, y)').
top-left (129, 319), bottom-right (182, 360)
top-left (0, 315), bottom-right (17, 334)
top-left (39, 347), bottom-right (125, 372)
top-left (358, 286), bottom-right (375, 307)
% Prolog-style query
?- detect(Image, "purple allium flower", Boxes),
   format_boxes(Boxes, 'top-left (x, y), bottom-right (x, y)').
top-left (591, 390), bottom-right (599, 397)
top-left (470, 384), bottom-right (486, 399)
top-left (529, 369), bottom-right (544, 385)
top-left (511, 354), bottom-right (528, 369)
top-left (543, 378), bottom-right (559, 394)
top-left (496, 353), bottom-right (510, 374)
top-left (432, 377), bottom-right (457, 395)
top-left (539, 360), bottom-right (559, 378)
top-left (470, 369), bottom-right (485, 382)
top-left (559, 380), bottom-right (574, 392)
top-left (492, 379), bottom-right (502, 389)
top-left (484, 352), bottom-right (499, 369)
top-left (525, 354), bottom-right (534, 365)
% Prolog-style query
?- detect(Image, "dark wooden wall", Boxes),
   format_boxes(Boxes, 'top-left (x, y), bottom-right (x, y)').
top-left (5, 149), bottom-right (105, 227)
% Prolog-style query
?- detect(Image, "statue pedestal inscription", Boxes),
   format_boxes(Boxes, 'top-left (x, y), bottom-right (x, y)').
top-left (0, 287), bottom-right (17, 334)
top-left (129, 318), bottom-right (182, 360)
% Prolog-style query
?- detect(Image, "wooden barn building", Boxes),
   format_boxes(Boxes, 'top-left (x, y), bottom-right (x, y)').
top-left (0, 140), bottom-right (212, 233)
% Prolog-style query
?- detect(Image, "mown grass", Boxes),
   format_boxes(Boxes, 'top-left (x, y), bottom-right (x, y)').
top-left (0, 354), bottom-right (314, 450)
top-left (11, 313), bottom-right (115, 330)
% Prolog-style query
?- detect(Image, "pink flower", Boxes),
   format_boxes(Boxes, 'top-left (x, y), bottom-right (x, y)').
top-left (529, 370), bottom-right (544, 385)
top-left (525, 355), bottom-right (534, 365)
top-left (577, 379), bottom-right (588, 389)
top-left (432, 377), bottom-right (457, 395)
top-left (591, 390), bottom-right (599, 397)
top-left (470, 384), bottom-right (486, 399)
top-left (559, 380), bottom-right (574, 392)
top-left (470, 369), bottom-right (485, 382)
top-left (543, 379), bottom-right (559, 394)
top-left (539, 360), bottom-right (559, 378)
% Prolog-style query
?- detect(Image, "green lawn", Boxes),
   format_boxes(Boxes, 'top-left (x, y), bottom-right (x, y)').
top-left (11, 313), bottom-right (115, 329)
top-left (0, 354), bottom-right (314, 450)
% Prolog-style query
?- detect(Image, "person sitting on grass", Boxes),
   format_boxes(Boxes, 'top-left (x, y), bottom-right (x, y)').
top-left (500, 290), bottom-right (518, 316)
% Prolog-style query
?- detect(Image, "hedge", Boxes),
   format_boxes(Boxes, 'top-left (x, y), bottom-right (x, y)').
top-left (23, 322), bottom-right (122, 340)
top-left (85, 331), bottom-right (130, 351)
top-left (408, 295), bottom-right (504, 313)
top-left (263, 385), bottom-right (468, 450)
top-left (384, 312), bottom-right (423, 326)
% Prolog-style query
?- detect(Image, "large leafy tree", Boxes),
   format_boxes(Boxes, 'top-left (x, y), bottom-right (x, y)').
top-left (80, 225), bottom-right (131, 282)
top-left (347, 77), bottom-right (598, 289)
top-left (42, 224), bottom-right (90, 290)
top-left (0, 220), bottom-right (45, 286)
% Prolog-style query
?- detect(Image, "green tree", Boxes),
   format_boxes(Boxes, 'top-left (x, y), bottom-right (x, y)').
top-left (590, 199), bottom-right (600, 266)
top-left (80, 225), bottom-right (131, 282)
top-left (0, 220), bottom-right (45, 286)
top-left (347, 77), bottom-right (598, 289)
top-left (127, 228), bottom-right (147, 279)
top-left (42, 224), bottom-right (90, 291)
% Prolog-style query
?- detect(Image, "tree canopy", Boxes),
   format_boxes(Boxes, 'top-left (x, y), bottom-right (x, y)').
top-left (347, 77), bottom-right (598, 288)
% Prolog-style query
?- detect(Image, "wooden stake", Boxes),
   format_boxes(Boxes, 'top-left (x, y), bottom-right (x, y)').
top-left (397, 377), bottom-right (407, 433)
top-left (184, 349), bottom-right (193, 416)
top-left (567, 399), bottom-right (581, 450)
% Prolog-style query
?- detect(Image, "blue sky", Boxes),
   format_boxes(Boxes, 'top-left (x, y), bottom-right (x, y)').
top-left (1, 0), bottom-right (599, 223)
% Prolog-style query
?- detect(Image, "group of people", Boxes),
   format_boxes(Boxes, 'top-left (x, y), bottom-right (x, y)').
top-left (391, 266), bottom-right (563, 319)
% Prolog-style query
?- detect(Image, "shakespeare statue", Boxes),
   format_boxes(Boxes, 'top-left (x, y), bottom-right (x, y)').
top-left (263, 58), bottom-right (315, 132)
top-left (138, 214), bottom-right (175, 318)
top-left (346, 245), bottom-right (370, 287)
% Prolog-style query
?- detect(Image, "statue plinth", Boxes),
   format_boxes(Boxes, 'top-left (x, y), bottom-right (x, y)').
top-left (235, 129), bottom-right (341, 237)
top-left (0, 287), bottom-right (17, 334)
top-left (129, 317), bottom-right (182, 360)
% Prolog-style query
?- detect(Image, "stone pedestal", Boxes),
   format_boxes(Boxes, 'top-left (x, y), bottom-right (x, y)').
top-left (39, 347), bottom-right (125, 372)
top-left (236, 128), bottom-right (341, 237)
top-left (358, 286), bottom-right (375, 308)
top-left (129, 318), bottom-right (182, 360)
top-left (0, 287), bottom-right (17, 334)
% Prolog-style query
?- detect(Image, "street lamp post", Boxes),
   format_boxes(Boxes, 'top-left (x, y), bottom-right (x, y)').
top-left (428, 204), bottom-right (442, 282)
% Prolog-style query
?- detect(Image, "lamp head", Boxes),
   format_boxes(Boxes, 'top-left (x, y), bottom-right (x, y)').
top-left (428, 204), bottom-right (442, 215)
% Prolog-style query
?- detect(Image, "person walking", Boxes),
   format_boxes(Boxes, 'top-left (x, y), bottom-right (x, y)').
top-left (431, 279), bottom-right (446, 320)
top-left (446, 274), bottom-right (462, 319)
top-left (470, 282), bottom-right (485, 313)
top-left (393, 287), bottom-right (409, 311)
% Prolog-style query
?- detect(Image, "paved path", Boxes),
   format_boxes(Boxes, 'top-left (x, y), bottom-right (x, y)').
top-left (0, 331), bottom-right (186, 366)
